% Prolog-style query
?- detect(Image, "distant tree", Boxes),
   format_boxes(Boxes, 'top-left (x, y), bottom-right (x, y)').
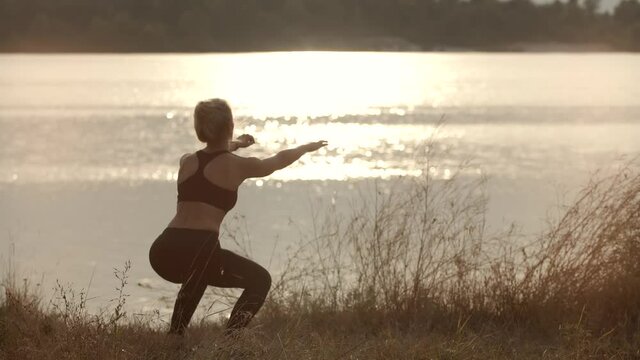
top-left (582, 0), bottom-right (601, 15)
top-left (0, 0), bottom-right (638, 51)
top-left (614, 0), bottom-right (640, 25)
top-left (630, 22), bottom-right (640, 50)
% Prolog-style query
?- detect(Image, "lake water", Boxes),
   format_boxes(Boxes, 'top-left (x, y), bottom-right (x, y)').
top-left (1, 52), bottom-right (639, 315)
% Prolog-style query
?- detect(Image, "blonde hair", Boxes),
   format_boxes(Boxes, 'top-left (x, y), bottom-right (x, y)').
top-left (193, 98), bottom-right (233, 144)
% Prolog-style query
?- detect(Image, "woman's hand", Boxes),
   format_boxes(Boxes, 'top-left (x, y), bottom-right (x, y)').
top-left (235, 134), bottom-right (255, 149)
top-left (301, 140), bottom-right (328, 153)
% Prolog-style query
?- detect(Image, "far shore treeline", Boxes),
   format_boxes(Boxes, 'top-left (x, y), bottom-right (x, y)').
top-left (1, 0), bottom-right (640, 52)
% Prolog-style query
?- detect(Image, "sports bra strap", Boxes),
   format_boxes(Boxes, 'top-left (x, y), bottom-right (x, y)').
top-left (195, 150), bottom-right (228, 174)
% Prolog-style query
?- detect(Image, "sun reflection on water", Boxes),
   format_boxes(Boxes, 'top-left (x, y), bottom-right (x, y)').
top-left (238, 122), bottom-right (451, 181)
top-left (196, 52), bottom-right (451, 118)
top-left (0, 119), bottom-right (467, 183)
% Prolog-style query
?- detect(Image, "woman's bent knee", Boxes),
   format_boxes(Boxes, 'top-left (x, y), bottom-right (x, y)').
top-left (255, 268), bottom-right (272, 295)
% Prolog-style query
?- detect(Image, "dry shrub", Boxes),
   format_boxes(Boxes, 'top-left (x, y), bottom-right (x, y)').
top-left (518, 163), bottom-right (640, 332)
top-left (266, 139), bottom-right (491, 332)
top-left (0, 262), bottom-right (186, 359)
top-left (266, 158), bottom-right (640, 337)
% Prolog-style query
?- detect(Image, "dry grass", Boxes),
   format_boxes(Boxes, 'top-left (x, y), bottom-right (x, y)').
top-left (2, 156), bottom-right (640, 359)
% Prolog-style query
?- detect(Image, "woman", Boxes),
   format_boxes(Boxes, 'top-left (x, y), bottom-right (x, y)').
top-left (149, 98), bottom-right (327, 335)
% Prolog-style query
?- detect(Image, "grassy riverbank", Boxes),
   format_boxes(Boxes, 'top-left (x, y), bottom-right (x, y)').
top-left (2, 160), bottom-right (640, 359)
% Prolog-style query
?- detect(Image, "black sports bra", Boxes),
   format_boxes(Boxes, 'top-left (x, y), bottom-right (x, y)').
top-left (177, 150), bottom-right (238, 212)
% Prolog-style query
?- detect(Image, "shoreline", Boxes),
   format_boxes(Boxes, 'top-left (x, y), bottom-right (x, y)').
top-left (0, 41), bottom-right (628, 55)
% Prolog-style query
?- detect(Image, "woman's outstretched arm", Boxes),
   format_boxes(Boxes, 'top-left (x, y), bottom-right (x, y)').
top-left (237, 141), bottom-right (328, 179)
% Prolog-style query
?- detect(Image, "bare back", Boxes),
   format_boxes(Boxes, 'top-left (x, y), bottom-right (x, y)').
top-left (168, 151), bottom-right (244, 232)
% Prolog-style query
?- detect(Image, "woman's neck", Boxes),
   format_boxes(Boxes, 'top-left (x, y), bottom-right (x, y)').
top-left (204, 141), bottom-right (229, 153)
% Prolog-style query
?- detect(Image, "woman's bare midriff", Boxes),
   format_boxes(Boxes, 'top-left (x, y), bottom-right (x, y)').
top-left (167, 202), bottom-right (227, 232)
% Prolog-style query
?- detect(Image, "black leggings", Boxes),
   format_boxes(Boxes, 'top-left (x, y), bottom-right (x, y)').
top-left (149, 227), bottom-right (271, 335)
